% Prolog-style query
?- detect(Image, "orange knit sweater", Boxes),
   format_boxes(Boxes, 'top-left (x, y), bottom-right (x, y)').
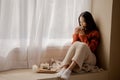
top-left (72, 30), bottom-right (100, 53)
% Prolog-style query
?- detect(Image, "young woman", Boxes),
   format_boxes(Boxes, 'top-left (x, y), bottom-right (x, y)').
top-left (56, 11), bottom-right (100, 80)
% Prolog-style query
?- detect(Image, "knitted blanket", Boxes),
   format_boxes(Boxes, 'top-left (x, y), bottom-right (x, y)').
top-left (32, 58), bottom-right (103, 73)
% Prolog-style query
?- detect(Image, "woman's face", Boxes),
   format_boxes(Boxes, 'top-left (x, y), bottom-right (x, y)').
top-left (80, 16), bottom-right (87, 29)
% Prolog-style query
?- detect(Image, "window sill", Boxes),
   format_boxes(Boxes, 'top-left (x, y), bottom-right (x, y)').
top-left (0, 69), bottom-right (108, 80)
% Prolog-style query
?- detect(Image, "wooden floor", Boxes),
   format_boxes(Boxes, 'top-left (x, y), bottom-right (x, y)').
top-left (0, 69), bottom-right (108, 80)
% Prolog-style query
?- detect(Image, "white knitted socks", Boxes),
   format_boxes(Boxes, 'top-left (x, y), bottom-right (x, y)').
top-left (56, 68), bottom-right (66, 77)
top-left (61, 69), bottom-right (71, 80)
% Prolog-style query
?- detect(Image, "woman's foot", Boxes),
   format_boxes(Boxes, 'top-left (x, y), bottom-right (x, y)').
top-left (60, 69), bottom-right (71, 80)
top-left (56, 68), bottom-right (66, 77)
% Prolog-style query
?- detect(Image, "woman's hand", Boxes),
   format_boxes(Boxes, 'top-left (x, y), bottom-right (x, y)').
top-left (79, 29), bottom-right (85, 35)
top-left (74, 26), bottom-right (81, 34)
top-left (74, 26), bottom-right (85, 35)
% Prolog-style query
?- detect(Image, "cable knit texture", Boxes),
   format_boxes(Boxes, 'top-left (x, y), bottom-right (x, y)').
top-left (72, 30), bottom-right (100, 53)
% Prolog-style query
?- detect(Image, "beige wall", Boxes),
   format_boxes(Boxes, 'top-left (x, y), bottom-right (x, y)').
top-left (92, 0), bottom-right (120, 80)
top-left (92, 0), bottom-right (113, 70)
top-left (109, 0), bottom-right (120, 80)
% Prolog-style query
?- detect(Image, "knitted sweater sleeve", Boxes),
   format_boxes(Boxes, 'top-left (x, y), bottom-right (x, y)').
top-left (79, 30), bottom-right (100, 52)
top-left (72, 33), bottom-right (79, 44)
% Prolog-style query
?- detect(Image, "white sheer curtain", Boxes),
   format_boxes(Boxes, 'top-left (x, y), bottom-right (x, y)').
top-left (0, 0), bottom-right (91, 71)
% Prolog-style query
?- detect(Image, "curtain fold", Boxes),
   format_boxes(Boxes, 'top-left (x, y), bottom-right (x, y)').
top-left (0, 0), bottom-right (91, 71)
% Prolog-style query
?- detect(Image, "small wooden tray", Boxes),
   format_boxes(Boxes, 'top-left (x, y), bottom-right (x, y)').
top-left (36, 68), bottom-right (56, 73)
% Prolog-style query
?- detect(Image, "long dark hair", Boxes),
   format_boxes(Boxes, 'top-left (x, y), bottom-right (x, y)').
top-left (78, 11), bottom-right (98, 33)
